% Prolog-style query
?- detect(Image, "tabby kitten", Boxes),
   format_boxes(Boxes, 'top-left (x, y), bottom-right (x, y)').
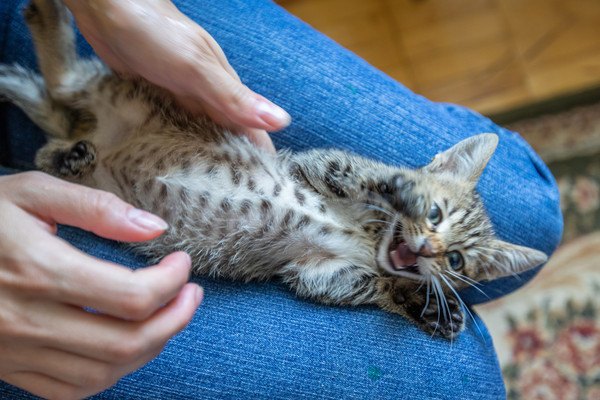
top-left (0, 0), bottom-right (547, 339)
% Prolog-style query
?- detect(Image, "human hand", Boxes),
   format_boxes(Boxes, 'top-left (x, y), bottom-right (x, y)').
top-left (0, 172), bottom-right (202, 399)
top-left (64, 0), bottom-right (291, 152)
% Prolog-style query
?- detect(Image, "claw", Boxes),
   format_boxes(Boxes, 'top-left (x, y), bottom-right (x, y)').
top-left (451, 311), bottom-right (464, 323)
top-left (423, 307), bottom-right (437, 317)
top-left (72, 141), bottom-right (89, 157)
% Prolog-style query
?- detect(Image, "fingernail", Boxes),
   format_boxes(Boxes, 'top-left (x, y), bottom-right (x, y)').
top-left (255, 99), bottom-right (291, 129)
top-left (194, 285), bottom-right (204, 304)
top-left (180, 252), bottom-right (192, 268)
top-left (127, 208), bottom-right (169, 231)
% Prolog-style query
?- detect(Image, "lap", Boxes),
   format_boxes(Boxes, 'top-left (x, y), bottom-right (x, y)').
top-left (0, 0), bottom-right (559, 396)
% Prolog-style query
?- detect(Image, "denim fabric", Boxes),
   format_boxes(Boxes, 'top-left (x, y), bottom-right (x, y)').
top-left (0, 0), bottom-right (561, 397)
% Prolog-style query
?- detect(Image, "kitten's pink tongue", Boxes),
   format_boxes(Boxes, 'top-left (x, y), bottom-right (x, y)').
top-left (390, 243), bottom-right (417, 269)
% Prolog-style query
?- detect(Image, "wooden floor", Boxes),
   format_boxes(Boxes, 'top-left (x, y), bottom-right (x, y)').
top-left (279, 0), bottom-right (600, 116)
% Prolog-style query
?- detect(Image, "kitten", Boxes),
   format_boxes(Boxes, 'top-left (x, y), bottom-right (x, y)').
top-left (0, 0), bottom-right (547, 340)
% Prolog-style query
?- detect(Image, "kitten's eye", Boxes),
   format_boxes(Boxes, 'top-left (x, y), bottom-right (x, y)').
top-left (427, 203), bottom-right (442, 225)
top-left (447, 251), bottom-right (464, 270)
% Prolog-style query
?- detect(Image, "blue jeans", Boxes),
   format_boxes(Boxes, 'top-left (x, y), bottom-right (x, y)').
top-left (0, 0), bottom-right (562, 398)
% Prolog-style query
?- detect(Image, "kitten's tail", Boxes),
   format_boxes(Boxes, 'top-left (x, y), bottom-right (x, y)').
top-left (0, 64), bottom-right (70, 138)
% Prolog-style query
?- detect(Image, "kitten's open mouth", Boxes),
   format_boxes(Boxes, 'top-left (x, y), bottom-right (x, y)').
top-left (389, 240), bottom-right (419, 274)
top-left (376, 218), bottom-right (423, 279)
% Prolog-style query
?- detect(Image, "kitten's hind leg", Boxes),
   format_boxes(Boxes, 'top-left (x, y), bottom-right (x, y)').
top-left (24, 0), bottom-right (107, 104)
top-left (35, 139), bottom-right (97, 179)
top-left (24, 0), bottom-right (76, 97)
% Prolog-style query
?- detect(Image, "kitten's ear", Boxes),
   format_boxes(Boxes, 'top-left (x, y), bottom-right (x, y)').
top-left (481, 239), bottom-right (548, 281)
top-left (426, 133), bottom-right (499, 185)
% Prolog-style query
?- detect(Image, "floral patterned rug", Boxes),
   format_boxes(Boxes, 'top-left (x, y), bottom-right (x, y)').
top-left (476, 102), bottom-right (600, 400)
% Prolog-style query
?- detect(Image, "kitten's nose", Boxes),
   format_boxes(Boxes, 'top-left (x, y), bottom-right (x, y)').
top-left (418, 241), bottom-right (434, 257)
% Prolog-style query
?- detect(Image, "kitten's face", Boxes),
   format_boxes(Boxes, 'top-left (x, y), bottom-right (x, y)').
top-left (378, 177), bottom-right (496, 288)
top-left (376, 134), bottom-right (547, 288)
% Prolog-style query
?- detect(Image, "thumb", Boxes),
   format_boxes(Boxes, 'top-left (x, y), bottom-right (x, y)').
top-left (15, 172), bottom-right (168, 242)
top-left (190, 66), bottom-right (291, 133)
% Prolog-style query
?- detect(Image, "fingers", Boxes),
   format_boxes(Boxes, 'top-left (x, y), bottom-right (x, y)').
top-left (2, 343), bottom-right (163, 399)
top-left (45, 249), bottom-right (193, 321)
top-left (1, 169), bottom-right (200, 398)
top-left (30, 283), bottom-right (202, 363)
top-left (175, 69), bottom-right (290, 134)
top-left (187, 65), bottom-right (291, 133)
top-left (69, 0), bottom-right (291, 144)
top-left (4, 346), bottom-right (118, 390)
top-left (177, 95), bottom-right (277, 153)
top-left (5, 342), bottom-right (162, 391)
top-left (162, 4), bottom-right (291, 133)
top-left (11, 171), bottom-right (167, 242)
top-left (244, 128), bottom-right (277, 154)
top-left (3, 173), bottom-right (193, 320)
top-left (1, 371), bottom-right (79, 400)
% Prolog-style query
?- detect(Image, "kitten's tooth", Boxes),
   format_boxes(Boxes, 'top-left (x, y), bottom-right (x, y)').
top-left (390, 250), bottom-right (403, 270)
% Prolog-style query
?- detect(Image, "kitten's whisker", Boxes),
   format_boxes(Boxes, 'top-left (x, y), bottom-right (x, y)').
top-left (435, 275), bottom-right (455, 342)
top-left (359, 202), bottom-right (394, 217)
top-left (446, 270), bottom-right (480, 286)
top-left (437, 276), bottom-right (455, 341)
top-left (363, 219), bottom-right (393, 226)
top-left (446, 270), bottom-right (489, 298)
top-left (441, 282), bottom-right (451, 323)
top-left (363, 192), bottom-right (396, 210)
top-left (432, 277), bottom-right (449, 321)
top-left (430, 277), bottom-right (441, 338)
top-left (440, 273), bottom-right (485, 340)
top-left (392, 270), bottom-right (426, 282)
top-left (421, 279), bottom-right (431, 319)
top-left (432, 276), bottom-right (452, 341)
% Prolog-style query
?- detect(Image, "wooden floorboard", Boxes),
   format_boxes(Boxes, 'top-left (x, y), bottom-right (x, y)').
top-left (278, 0), bottom-right (600, 115)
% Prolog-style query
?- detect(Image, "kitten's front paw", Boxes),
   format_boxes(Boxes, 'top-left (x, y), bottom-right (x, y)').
top-left (393, 280), bottom-right (465, 340)
top-left (418, 295), bottom-right (464, 340)
top-left (381, 174), bottom-right (431, 221)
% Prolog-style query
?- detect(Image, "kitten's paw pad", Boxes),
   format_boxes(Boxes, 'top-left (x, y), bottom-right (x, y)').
top-left (400, 286), bottom-right (465, 340)
top-left (70, 141), bottom-right (93, 158)
top-left (420, 297), bottom-right (465, 340)
top-left (57, 140), bottom-right (96, 176)
top-left (423, 312), bottom-right (464, 340)
top-left (388, 174), bottom-right (431, 221)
